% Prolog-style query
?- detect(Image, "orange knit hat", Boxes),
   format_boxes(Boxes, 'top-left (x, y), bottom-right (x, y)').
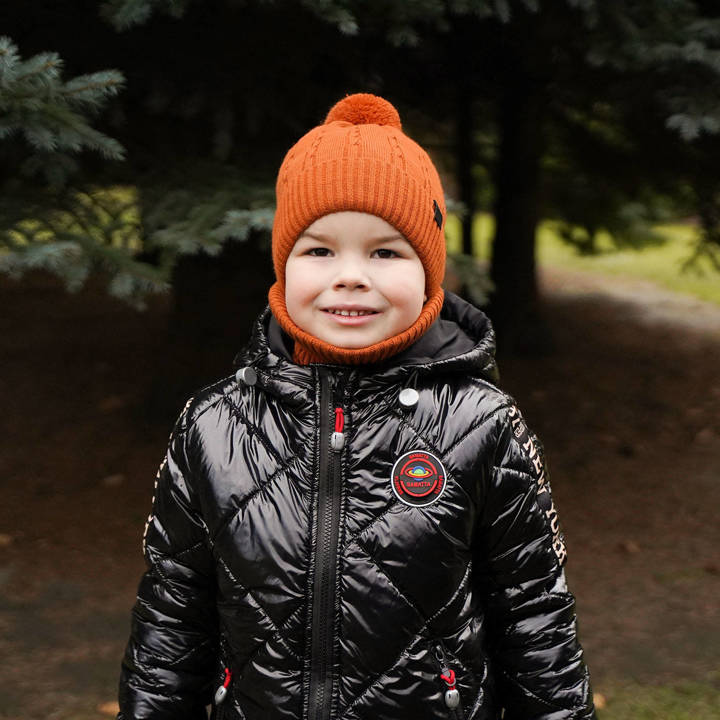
top-left (268, 93), bottom-right (447, 364)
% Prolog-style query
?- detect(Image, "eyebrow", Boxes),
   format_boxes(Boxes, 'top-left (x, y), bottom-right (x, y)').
top-left (299, 231), bottom-right (407, 243)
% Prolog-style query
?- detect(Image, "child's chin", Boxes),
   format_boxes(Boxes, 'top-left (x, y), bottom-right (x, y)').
top-left (315, 326), bottom-right (384, 349)
top-left (322, 333), bottom-right (377, 349)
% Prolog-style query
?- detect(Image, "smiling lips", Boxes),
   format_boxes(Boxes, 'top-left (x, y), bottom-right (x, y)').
top-left (322, 306), bottom-right (380, 324)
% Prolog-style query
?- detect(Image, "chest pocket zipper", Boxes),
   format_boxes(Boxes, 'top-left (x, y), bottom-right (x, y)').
top-left (433, 642), bottom-right (464, 719)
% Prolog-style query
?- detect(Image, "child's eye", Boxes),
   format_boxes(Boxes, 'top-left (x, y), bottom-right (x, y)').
top-left (307, 247), bottom-right (332, 257)
top-left (373, 248), bottom-right (399, 259)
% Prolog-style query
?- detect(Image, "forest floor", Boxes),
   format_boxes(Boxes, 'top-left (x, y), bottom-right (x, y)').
top-left (1, 266), bottom-right (719, 719)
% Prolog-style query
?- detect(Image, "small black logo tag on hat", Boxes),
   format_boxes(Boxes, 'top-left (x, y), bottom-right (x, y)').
top-left (432, 200), bottom-right (443, 230)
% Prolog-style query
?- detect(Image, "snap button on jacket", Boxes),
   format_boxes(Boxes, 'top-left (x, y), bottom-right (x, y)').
top-left (119, 292), bottom-right (596, 720)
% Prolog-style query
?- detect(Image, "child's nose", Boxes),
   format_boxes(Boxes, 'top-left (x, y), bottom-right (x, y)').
top-left (332, 261), bottom-right (370, 290)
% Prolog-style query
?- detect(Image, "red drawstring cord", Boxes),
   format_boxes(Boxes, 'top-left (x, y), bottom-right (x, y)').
top-left (440, 669), bottom-right (456, 689)
top-left (223, 668), bottom-right (232, 688)
top-left (334, 407), bottom-right (344, 433)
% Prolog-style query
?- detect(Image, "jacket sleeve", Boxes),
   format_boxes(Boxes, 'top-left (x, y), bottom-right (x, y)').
top-left (118, 405), bottom-right (218, 720)
top-left (474, 404), bottom-right (595, 720)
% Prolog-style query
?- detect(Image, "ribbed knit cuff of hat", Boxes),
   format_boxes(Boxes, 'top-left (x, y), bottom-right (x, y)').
top-left (268, 282), bottom-right (444, 365)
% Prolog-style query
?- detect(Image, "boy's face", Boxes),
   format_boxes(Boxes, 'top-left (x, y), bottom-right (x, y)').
top-left (285, 212), bottom-right (426, 349)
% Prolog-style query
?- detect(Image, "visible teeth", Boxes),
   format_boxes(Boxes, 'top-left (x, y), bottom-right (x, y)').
top-left (329, 309), bottom-right (373, 316)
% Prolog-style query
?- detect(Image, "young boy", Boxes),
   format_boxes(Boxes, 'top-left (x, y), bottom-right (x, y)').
top-left (118, 93), bottom-right (595, 720)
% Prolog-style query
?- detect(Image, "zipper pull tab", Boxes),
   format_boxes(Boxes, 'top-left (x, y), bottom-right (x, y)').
top-left (214, 667), bottom-right (232, 705)
top-left (435, 644), bottom-right (461, 709)
top-left (434, 642), bottom-right (449, 670)
top-left (443, 685), bottom-right (461, 709)
top-left (330, 407), bottom-right (345, 451)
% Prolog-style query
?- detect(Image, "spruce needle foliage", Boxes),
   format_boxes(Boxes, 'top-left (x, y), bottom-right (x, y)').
top-left (0, 37), bottom-right (141, 303)
top-left (101, 0), bottom-right (191, 30)
top-left (0, 179), bottom-right (276, 309)
top-left (0, 36), bottom-right (125, 183)
top-left (0, 186), bottom-right (169, 309)
top-left (6, 0), bottom-right (720, 312)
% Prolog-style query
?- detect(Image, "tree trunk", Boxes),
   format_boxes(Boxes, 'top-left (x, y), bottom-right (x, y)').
top-left (489, 77), bottom-right (550, 354)
top-left (456, 76), bottom-right (475, 257)
top-left (143, 233), bottom-right (275, 421)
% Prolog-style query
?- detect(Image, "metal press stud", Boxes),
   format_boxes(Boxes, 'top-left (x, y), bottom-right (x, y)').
top-left (235, 367), bottom-right (257, 387)
top-left (398, 388), bottom-right (419, 409)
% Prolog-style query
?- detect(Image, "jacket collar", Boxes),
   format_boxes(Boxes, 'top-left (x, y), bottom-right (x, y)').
top-left (235, 291), bottom-right (498, 397)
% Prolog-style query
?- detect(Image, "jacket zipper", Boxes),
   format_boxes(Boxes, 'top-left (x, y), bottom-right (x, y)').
top-left (433, 642), bottom-right (463, 719)
top-left (214, 633), bottom-right (234, 714)
top-left (308, 369), bottom-right (345, 720)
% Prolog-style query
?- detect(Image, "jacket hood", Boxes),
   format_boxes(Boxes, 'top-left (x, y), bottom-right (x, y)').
top-left (234, 291), bottom-right (498, 393)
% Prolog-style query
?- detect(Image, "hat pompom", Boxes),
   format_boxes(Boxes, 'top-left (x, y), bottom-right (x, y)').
top-left (325, 93), bottom-right (402, 130)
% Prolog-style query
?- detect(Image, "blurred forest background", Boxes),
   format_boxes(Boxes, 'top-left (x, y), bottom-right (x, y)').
top-left (1, 1), bottom-right (720, 718)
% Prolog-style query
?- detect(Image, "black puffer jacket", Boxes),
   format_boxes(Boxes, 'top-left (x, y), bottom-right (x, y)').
top-left (119, 292), bottom-right (595, 720)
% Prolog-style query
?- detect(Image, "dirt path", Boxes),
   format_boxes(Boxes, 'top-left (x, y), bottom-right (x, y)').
top-left (1, 267), bottom-right (719, 719)
top-left (541, 267), bottom-right (720, 337)
top-left (527, 268), bottom-right (720, 684)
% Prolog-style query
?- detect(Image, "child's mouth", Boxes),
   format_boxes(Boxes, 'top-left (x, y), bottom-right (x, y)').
top-left (322, 308), bottom-right (379, 324)
top-left (325, 309), bottom-right (377, 316)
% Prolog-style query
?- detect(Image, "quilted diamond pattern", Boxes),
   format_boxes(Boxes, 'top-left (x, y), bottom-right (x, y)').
top-left (119, 294), bottom-right (595, 720)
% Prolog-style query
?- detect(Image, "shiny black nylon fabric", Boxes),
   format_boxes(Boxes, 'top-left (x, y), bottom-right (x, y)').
top-left (118, 292), bottom-right (595, 720)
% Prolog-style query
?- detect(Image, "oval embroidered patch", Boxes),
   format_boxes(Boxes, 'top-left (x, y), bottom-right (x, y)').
top-left (390, 450), bottom-right (447, 507)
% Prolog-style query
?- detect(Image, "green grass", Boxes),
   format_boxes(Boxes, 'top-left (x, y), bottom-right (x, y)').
top-left (596, 679), bottom-right (720, 719)
top-left (445, 213), bottom-right (720, 306)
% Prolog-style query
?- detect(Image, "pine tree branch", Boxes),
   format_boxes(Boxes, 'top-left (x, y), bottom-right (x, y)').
top-left (15, 57), bottom-right (62, 83)
top-left (0, 36), bottom-right (126, 178)
top-left (62, 79), bottom-right (124, 97)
